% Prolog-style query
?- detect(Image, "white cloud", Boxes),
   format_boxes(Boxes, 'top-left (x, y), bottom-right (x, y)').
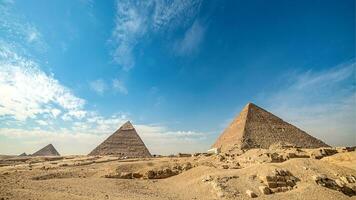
top-left (36, 120), bottom-right (48, 126)
top-left (136, 124), bottom-right (210, 155)
top-left (112, 79), bottom-right (128, 95)
top-left (110, 0), bottom-right (203, 70)
top-left (26, 26), bottom-right (41, 43)
top-left (0, 127), bottom-right (105, 155)
top-left (50, 108), bottom-right (62, 118)
top-left (262, 61), bottom-right (356, 146)
top-left (90, 79), bottom-right (107, 95)
top-left (174, 20), bottom-right (206, 55)
top-left (0, 44), bottom-right (86, 121)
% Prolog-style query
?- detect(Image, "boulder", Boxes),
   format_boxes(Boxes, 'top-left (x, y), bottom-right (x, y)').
top-left (259, 186), bottom-right (271, 195)
top-left (246, 190), bottom-right (257, 198)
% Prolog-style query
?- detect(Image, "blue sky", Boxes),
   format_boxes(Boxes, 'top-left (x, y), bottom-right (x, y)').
top-left (0, 0), bottom-right (355, 155)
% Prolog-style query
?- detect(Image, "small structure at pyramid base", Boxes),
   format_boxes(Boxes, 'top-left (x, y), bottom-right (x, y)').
top-left (32, 144), bottom-right (61, 156)
top-left (89, 121), bottom-right (152, 158)
top-left (207, 148), bottom-right (221, 155)
top-left (212, 103), bottom-right (330, 152)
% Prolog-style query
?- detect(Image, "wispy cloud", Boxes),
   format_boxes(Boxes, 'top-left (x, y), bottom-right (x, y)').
top-left (262, 61), bottom-right (356, 146)
top-left (110, 0), bottom-right (203, 70)
top-left (0, 1), bottom-right (47, 53)
top-left (112, 79), bottom-right (128, 95)
top-left (174, 20), bottom-right (206, 56)
top-left (152, 0), bottom-right (203, 30)
top-left (90, 79), bottom-right (107, 95)
top-left (89, 79), bottom-right (128, 95)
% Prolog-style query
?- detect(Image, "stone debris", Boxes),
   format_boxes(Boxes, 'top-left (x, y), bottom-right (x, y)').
top-left (221, 165), bottom-right (229, 169)
top-left (258, 185), bottom-right (271, 195)
top-left (146, 168), bottom-right (177, 179)
top-left (202, 175), bottom-right (213, 182)
top-left (105, 162), bottom-right (194, 180)
top-left (267, 152), bottom-right (285, 163)
top-left (144, 162), bottom-right (194, 179)
top-left (178, 153), bottom-right (192, 157)
top-left (310, 148), bottom-right (338, 159)
top-left (259, 169), bottom-right (297, 194)
top-left (246, 190), bottom-right (257, 198)
top-left (181, 162), bottom-right (193, 171)
top-left (312, 174), bottom-right (356, 197)
top-left (202, 175), bottom-right (239, 198)
top-left (336, 146), bottom-right (356, 153)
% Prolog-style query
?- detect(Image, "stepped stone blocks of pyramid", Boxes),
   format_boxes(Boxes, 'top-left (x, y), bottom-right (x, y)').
top-left (89, 121), bottom-right (152, 158)
top-left (212, 103), bottom-right (329, 152)
top-left (32, 144), bottom-right (60, 156)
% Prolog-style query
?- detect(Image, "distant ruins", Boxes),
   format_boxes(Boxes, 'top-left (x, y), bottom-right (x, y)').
top-left (89, 121), bottom-right (152, 158)
top-left (32, 144), bottom-right (61, 156)
top-left (212, 103), bottom-right (329, 152)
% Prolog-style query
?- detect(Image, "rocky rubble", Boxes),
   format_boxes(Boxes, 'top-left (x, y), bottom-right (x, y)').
top-left (259, 169), bottom-right (298, 194)
top-left (312, 174), bottom-right (356, 196)
top-left (309, 148), bottom-right (338, 159)
top-left (105, 162), bottom-right (194, 179)
top-left (202, 175), bottom-right (239, 198)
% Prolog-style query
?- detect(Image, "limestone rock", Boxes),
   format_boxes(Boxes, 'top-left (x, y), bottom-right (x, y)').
top-left (246, 190), bottom-right (257, 198)
top-left (313, 174), bottom-right (356, 197)
top-left (259, 185), bottom-right (271, 195)
top-left (202, 175), bottom-right (213, 182)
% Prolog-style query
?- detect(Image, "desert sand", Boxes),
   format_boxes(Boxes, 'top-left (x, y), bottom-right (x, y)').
top-left (1, 147), bottom-right (356, 200)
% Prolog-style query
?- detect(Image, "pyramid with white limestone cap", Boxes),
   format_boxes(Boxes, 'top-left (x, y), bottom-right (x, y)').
top-left (212, 103), bottom-right (329, 152)
top-left (89, 121), bottom-right (152, 158)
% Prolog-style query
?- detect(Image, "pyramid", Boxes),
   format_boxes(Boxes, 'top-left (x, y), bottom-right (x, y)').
top-left (19, 152), bottom-right (27, 156)
top-left (88, 121), bottom-right (152, 158)
top-left (32, 144), bottom-right (60, 156)
top-left (212, 103), bottom-right (329, 151)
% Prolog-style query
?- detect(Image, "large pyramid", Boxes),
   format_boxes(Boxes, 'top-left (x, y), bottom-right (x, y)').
top-left (89, 121), bottom-right (152, 158)
top-left (212, 103), bottom-right (329, 151)
top-left (32, 144), bottom-right (60, 156)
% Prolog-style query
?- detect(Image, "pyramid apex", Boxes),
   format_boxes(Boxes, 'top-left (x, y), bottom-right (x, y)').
top-left (121, 120), bottom-right (134, 130)
top-left (242, 102), bottom-right (258, 111)
top-left (124, 120), bottom-right (132, 125)
top-left (245, 102), bottom-right (257, 107)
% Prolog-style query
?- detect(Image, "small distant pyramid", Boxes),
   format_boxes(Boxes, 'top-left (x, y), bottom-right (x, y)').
top-left (32, 144), bottom-right (60, 156)
top-left (88, 121), bottom-right (152, 158)
top-left (212, 103), bottom-right (329, 151)
top-left (19, 152), bottom-right (27, 156)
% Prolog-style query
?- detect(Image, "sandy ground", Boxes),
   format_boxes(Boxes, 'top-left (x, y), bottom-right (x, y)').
top-left (1, 148), bottom-right (356, 200)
